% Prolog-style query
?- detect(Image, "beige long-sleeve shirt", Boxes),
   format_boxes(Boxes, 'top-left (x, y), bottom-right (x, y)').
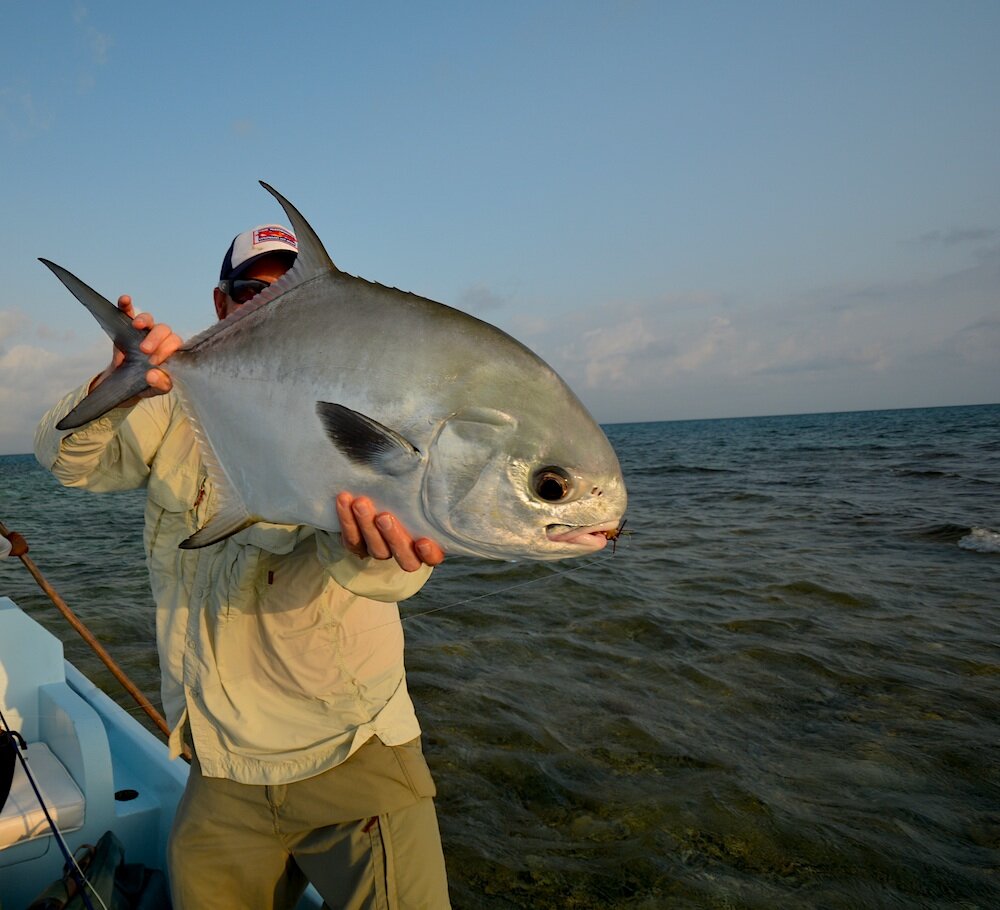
top-left (35, 383), bottom-right (432, 785)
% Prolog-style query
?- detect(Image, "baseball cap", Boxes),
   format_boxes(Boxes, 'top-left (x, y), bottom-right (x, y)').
top-left (219, 224), bottom-right (298, 280)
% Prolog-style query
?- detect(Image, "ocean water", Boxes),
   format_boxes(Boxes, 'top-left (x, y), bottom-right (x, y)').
top-left (1, 403), bottom-right (998, 909)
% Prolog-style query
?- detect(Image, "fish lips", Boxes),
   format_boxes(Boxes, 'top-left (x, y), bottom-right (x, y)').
top-left (545, 522), bottom-right (621, 551)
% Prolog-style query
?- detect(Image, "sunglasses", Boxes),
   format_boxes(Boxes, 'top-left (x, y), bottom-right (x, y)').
top-left (219, 278), bottom-right (271, 304)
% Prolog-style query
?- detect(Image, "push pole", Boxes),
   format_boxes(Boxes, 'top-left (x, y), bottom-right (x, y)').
top-left (0, 519), bottom-right (172, 741)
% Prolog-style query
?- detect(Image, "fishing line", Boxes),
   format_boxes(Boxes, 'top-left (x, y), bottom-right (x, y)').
top-left (16, 525), bottom-right (631, 700)
top-left (0, 705), bottom-right (106, 910)
top-left (21, 551), bottom-right (610, 726)
top-left (18, 550), bottom-right (628, 713)
top-left (311, 548), bottom-right (618, 646)
top-left (348, 530), bottom-right (633, 646)
top-left (212, 546), bottom-right (627, 688)
top-left (397, 550), bottom-right (615, 628)
top-left (397, 526), bottom-right (633, 629)
top-left (160, 547), bottom-right (620, 692)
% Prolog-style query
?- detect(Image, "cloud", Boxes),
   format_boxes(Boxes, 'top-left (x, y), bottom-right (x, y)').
top-left (914, 227), bottom-right (999, 246)
top-left (1, 6), bottom-right (111, 139)
top-left (923, 315), bottom-right (1000, 366)
top-left (0, 86), bottom-right (53, 139)
top-left (73, 3), bottom-right (111, 65)
top-left (513, 243), bottom-right (1000, 423)
top-left (573, 316), bottom-right (659, 386)
top-left (755, 343), bottom-right (887, 376)
top-left (540, 302), bottom-right (740, 395)
top-left (72, 4), bottom-right (112, 92)
top-left (0, 309), bottom-right (26, 345)
top-left (0, 310), bottom-right (105, 454)
top-left (674, 315), bottom-right (733, 372)
top-left (85, 24), bottom-right (112, 67)
top-left (457, 283), bottom-right (508, 313)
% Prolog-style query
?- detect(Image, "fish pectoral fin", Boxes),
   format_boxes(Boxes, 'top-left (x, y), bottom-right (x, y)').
top-left (180, 502), bottom-right (259, 549)
top-left (316, 402), bottom-right (422, 476)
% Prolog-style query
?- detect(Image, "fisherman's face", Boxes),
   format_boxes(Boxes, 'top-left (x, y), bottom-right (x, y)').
top-left (214, 254), bottom-right (294, 320)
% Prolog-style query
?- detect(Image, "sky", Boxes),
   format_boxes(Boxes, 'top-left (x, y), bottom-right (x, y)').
top-left (1, 1), bottom-right (998, 454)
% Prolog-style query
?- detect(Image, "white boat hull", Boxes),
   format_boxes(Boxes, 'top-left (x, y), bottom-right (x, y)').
top-left (0, 596), bottom-right (322, 908)
top-left (0, 596), bottom-right (187, 907)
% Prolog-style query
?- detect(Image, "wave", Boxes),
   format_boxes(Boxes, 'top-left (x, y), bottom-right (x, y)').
top-left (958, 527), bottom-right (1000, 554)
top-left (914, 523), bottom-right (973, 543)
top-left (922, 525), bottom-right (1000, 553)
top-left (628, 463), bottom-right (736, 477)
top-left (892, 468), bottom-right (954, 480)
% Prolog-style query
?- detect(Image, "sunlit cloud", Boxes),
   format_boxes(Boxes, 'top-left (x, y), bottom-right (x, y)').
top-left (0, 309), bottom-right (27, 345)
top-left (0, 310), bottom-right (106, 455)
top-left (514, 241), bottom-right (1000, 423)
top-left (576, 316), bottom-right (656, 387)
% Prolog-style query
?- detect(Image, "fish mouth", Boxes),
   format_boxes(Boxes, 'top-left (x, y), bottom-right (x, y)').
top-left (545, 522), bottom-right (620, 550)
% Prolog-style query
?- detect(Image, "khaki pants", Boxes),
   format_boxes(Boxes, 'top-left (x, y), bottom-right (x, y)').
top-left (168, 738), bottom-right (451, 909)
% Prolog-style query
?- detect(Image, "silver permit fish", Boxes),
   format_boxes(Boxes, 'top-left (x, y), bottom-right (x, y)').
top-left (41, 183), bottom-right (627, 560)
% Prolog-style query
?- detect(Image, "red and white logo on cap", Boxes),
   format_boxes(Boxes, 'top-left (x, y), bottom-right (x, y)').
top-left (252, 226), bottom-right (297, 249)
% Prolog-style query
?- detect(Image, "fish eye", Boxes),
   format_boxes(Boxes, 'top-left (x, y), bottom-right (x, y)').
top-left (532, 467), bottom-right (572, 502)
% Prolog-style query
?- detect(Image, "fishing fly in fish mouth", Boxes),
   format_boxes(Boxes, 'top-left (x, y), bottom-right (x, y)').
top-left (41, 181), bottom-right (627, 561)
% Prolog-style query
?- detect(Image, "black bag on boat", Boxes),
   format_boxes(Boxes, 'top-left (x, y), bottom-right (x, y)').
top-left (0, 728), bottom-right (26, 813)
top-left (26, 829), bottom-right (171, 910)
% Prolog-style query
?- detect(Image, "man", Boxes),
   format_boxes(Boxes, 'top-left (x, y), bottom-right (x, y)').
top-left (34, 225), bottom-right (451, 909)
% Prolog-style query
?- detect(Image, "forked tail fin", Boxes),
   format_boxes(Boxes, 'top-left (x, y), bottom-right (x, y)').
top-left (39, 258), bottom-right (154, 430)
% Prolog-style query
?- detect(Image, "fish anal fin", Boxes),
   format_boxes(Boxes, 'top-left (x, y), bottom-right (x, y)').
top-left (172, 381), bottom-right (257, 549)
top-left (316, 402), bottom-right (422, 476)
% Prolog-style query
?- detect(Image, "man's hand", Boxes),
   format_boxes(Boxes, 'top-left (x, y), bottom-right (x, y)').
top-left (336, 493), bottom-right (445, 572)
top-left (1, 530), bottom-right (29, 558)
top-left (89, 295), bottom-right (184, 404)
